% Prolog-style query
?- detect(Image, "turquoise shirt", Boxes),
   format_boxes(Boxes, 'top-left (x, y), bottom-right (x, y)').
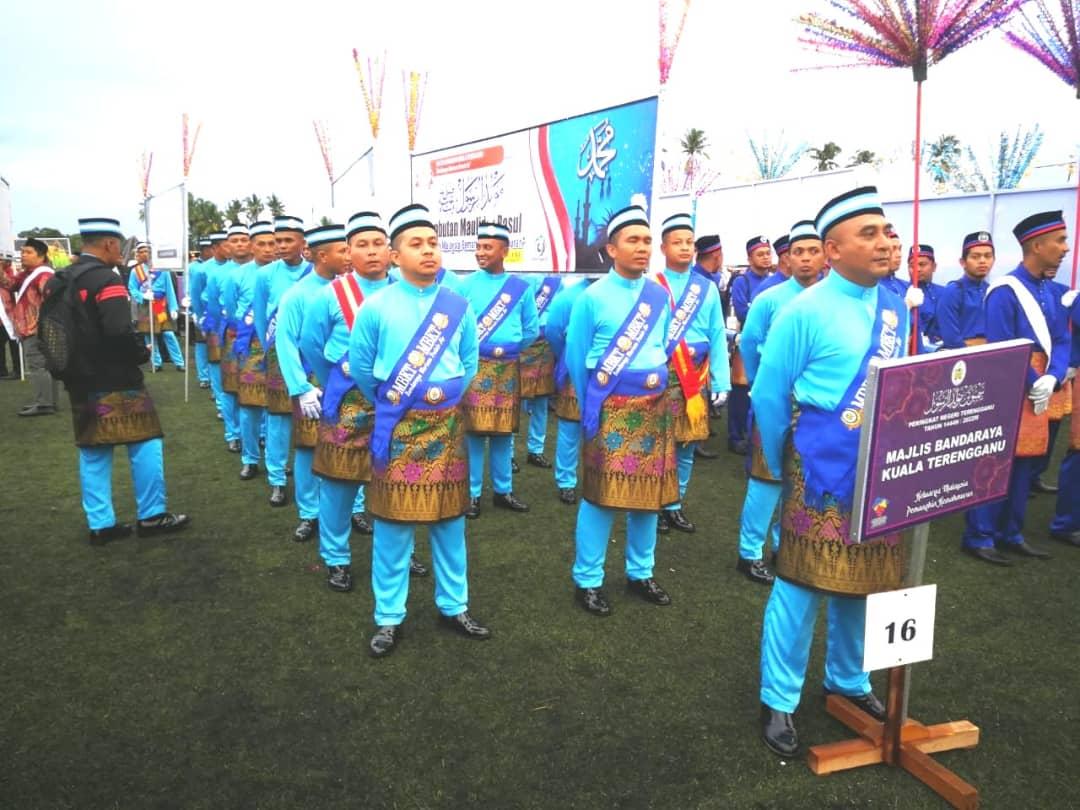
top-left (741, 276), bottom-right (813, 383)
top-left (221, 260), bottom-right (253, 324)
top-left (233, 260), bottom-right (269, 323)
top-left (348, 279), bottom-right (479, 403)
top-left (300, 272), bottom-right (391, 388)
top-left (543, 278), bottom-right (589, 358)
top-left (203, 259), bottom-right (233, 322)
top-left (254, 258), bottom-right (311, 344)
top-left (277, 271), bottom-right (332, 396)
top-left (126, 263), bottom-right (178, 313)
top-left (564, 270), bottom-right (673, 408)
top-left (187, 261), bottom-right (206, 319)
top-left (458, 269), bottom-right (540, 349)
top-left (658, 267), bottom-right (730, 392)
top-left (389, 265), bottom-right (462, 292)
top-left (526, 274), bottom-right (571, 329)
top-left (751, 271), bottom-right (909, 478)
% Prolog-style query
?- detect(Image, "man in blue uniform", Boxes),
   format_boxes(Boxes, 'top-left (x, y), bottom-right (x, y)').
top-left (726, 235), bottom-right (773, 455)
top-left (459, 222), bottom-right (538, 518)
top-left (61, 218), bottom-right (190, 544)
top-left (185, 238), bottom-right (213, 388)
top-left (938, 231), bottom-right (994, 349)
top-left (755, 187), bottom-right (907, 756)
top-left (544, 277), bottom-right (589, 504)
top-left (751, 234), bottom-right (790, 301)
top-left (736, 219), bottom-right (825, 585)
top-left (1029, 262), bottom-right (1074, 495)
top-left (654, 213), bottom-right (729, 534)
top-left (200, 231), bottom-right (231, 428)
top-left (565, 205), bottom-right (677, 617)
top-left (127, 242), bottom-right (184, 371)
top-left (519, 273), bottom-right (571, 470)
top-left (1050, 289), bottom-right (1079, 546)
top-left (960, 211), bottom-right (1068, 565)
top-left (906, 243), bottom-right (945, 352)
top-left (881, 227), bottom-right (909, 298)
top-left (349, 203), bottom-right (489, 657)
top-left (218, 224), bottom-right (253, 454)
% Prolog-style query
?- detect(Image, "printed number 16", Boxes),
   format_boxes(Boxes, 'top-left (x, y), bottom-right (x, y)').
top-left (885, 618), bottom-right (917, 644)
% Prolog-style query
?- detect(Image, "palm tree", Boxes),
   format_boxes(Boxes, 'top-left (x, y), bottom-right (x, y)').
top-left (847, 149), bottom-right (877, 167)
top-left (243, 194), bottom-right (263, 223)
top-left (680, 128), bottom-right (709, 189)
top-left (187, 193), bottom-right (224, 243)
top-left (808, 142), bottom-right (842, 172)
top-left (224, 199), bottom-right (244, 225)
top-left (265, 194), bottom-right (285, 218)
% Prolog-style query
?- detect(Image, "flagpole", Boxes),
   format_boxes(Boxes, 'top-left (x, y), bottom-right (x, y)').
top-left (181, 181), bottom-right (190, 403)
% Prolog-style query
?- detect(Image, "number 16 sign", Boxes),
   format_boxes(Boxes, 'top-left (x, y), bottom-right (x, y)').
top-left (862, 584), bottom-right (937, 671)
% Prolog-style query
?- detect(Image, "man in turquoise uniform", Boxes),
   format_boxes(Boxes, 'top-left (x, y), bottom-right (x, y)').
top-left (201, 231), bottom-right (231, 430)
top-left (544, 276), bottom-right (589, 504)
top-left (127, 242), bottom-right (184, 371)
top-left (519, 273), bottom-right (572, 470)
top-left (349, 203), bottom-right (489, 657)
top-left (565, 205), bottom-right (677, 617)
top-left (217, 224), bottom-right (253, 453)
top-left (185, 238), bottom-right (213, 388)
top-left (755, 187), bottom-right (907, 757)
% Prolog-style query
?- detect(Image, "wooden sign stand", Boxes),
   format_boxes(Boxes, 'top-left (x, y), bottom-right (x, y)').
top-left (806, 524), bottom-right (981, 809)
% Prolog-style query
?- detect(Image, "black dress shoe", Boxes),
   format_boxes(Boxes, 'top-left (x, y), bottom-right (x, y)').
top-left (656, 511), bottom-right (672, 533)
top-left (258, 437), bottom-right (265, 449)
top-left (88, 523), bottom-right (133, 546)
top-left (17, 405), bottom-right (55, 417)
top-left (327, 564), bottom-right (353, 592)
top-left (239, 463), bottom-right (259, 480)
top-left (962, 545), bottom-right (1012, 566)
top-left (285, 466), bottom-right (293, 477)
top-left (728, 439), bottom-right (749, 456)
top-left (1050, 530), bottom-right (1080, 548)
top-left (694, 445), bottom-right (719, 460)
top-left (409, 555), bottom-right (429, 577)
top-left (761, 704), bottom-right (799, 757)
top-left (666, 508), bottom-right (696, 533)
top-left (558, 487), bottom-right (577, 505)
top-left (439, 611), bottom-right (491, 639)
top-left (576, 587), bottom-right (612, 616)
top-left (511, 458), bottom-right (520, 474)
top-left (226, 439), bottom-right (241, 453)
top-left (736, 557), bottom-right (775, 585)
top-left (369, 625), bottom-right (401, 657)
top-left (216, 412), bottom-right (223, 421)
top-left (1000, 540), bottom-right (1051, 559)
top-left (493, 492), bottom-right (529, 512)
top-left (527, 452), bottom-right (552, 468)
top-left (824, 688), bottom-right (886, 721)
top-left (1030, 477), bottom-right (1059, 495)
top-left (136, 512), bottom-right (191, 537)
top-left (351, 512), bottom-right (373, 535)
top-left (627, 577), bottom-right (671, 605)
top-left (293, 518), bottom-right (317, 542)
top-left (465, 497), bottom-right (481, 519)
top-left (175, 366), bottom-right (185, 373)
top-left (199, 381), bottom-right (210, 389)
top-left (268, 486), bottom-right (288, 507)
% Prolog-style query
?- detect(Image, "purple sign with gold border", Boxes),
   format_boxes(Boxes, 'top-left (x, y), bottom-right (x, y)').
top-left (851, 339), bottom-right (1032, 542)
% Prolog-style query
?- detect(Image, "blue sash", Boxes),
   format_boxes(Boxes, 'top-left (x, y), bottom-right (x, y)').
top-left (266, 261), bottom-right (312, 349)
top-left (661, 273), bottom-right (708, 356)
top-left (792, 290), bottom-right (904, 516)
top-left (534, 275), bottom-right (563, 318)
top-left (322, 358), bottom-right (354, 424)
top-left (476, 275), bottom-right (529, 357)
top-left (234, 308), bottom-right (257, 358)
top-left (582, 281), bottom-right (669, 439)
top-left (370, 287), bottom-right (469, 469)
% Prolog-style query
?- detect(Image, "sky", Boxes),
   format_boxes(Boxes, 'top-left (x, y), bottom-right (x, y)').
top-left (2, 0), bottom-right (1078, 238)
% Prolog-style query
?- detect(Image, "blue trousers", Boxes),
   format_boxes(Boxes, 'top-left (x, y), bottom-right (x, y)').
top-left (1030, 419), bottom-right (1063, 486)
top-left (78, 439), bottom-right (167, 530)
top-left (555, 418), bottom-right (581, 489)
top-left (221, 392), bottom-right (240, 444)
top-left (372, 517), bottom-right (468, 626)
top-left (208, 361), bottom-right (224, 413)
top-left (318, 478), bottom-right (357, 567)
top-left (525, 396), bottom-right (550, 454)
top-left (573, 500), bottom-right (657, 588)
top-left (239, 406), bottom-right (264, 465)
top-left (962, 456), bottom-right (1036, 548)
top-left (147, 331), bottom-right (184, 369)
top-left (739, 478), bottom-right (782, 560)
top-left (293, 447), bottom-right (320, 521)
top-left (728, 384), bottom-right (750, 444)
top-left (665, 442), bottom-right (696, 511)
top-left (760, 577), bottom-right (870, 713)
top-left (354, 485), bottom-right (366, 514)
top-left (194, 343), bottom-right (210, 383)
top-left (1051, 449), bottom-right (1080, 533)
top-left (264, 413), bottom-right (291, 487)
top-left (468, 434), bottom-right (513, 498)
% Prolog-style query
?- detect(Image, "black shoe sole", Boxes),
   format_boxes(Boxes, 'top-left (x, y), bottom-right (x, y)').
top-left (762, 734), bottom-right (800, 758)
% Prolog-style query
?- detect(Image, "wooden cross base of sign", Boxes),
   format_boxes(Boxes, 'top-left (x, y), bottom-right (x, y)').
top-left (807, 667), bottom-right (980, 809)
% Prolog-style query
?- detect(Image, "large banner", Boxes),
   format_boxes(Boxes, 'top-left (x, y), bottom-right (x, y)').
top-left (851, 340), bottom-right (1031, 541)
top-left (411, 97), bottom-right (658, 273)
top-left (145, 184), bottom-right (187, 271)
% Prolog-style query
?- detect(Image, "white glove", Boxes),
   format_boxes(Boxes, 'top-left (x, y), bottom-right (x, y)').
top-left (1029, 374), bottom-right (1056, 414)
top-left (904, 286), bottom-right (925, 309)
top-left (711, 390), bottom-right (729, 407)
top-left (725, 314), bottom-right (740, 332)
top-left (181, 296), bottom-right (191, 308)
top-left (142, 290), bottom-right (154, 301)
top-left (734, 332), bottom-right (742, 347)
top-left (1062, 289), bottom-right (1078, 309)
top-left (298, 387), bottom-right (323, 419)
top-left (170, 310), bottom-right (178, 320)
top-left (1066, 367), bottom-right (1076, 382)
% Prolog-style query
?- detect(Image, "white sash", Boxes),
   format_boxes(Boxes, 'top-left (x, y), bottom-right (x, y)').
top-left (15, 267), bottom-right (53, 303)
top-left (986, 275), bottom-right (1052, 367)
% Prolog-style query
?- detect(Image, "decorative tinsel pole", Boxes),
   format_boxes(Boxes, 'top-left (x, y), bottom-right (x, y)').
top-left (182, 113), bottom-right (202, 179)
top-left (313, 120), bottom-right (334, 206)
top-left (799, 0), bottom-right (1029, 349)
top-left (352, 48), bottom-right (387, 141)
top-left (402, 70), bottom-right (429, 152)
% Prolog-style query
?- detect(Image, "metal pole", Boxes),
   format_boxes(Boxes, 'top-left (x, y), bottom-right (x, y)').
top-left (181, 181), bottom-right (190, 403)
top-left (18, 340), bottom-right (25, 381)
top-left (144, 194), bottom-right (156, 374)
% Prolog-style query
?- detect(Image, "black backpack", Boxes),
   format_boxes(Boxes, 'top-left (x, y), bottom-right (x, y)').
top-left (38, 265), bottom-right (97, 381)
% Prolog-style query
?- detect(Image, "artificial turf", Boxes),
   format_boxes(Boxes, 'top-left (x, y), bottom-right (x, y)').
top-left (1, 368), bottom-right (1077, 809)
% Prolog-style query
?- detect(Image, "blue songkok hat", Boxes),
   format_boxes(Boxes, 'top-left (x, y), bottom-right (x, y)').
top-left (209, 231), bottom-right (227, 243)
top-left (389, 204), bottom-right (436, 242)
top-left (661, 213), bottom-right (694, 237)
top-left (477, 221), bottom-right (511, 242)
top-left (249, 220), bottom-right (274, 237)
top-left (908, 243), bottom-right (935, 261)
top-left (1013, 211), bottom-right (1066, 244)
top-left (788, 220), bottom-right (820, 245)
top-left (961, 231), bottom-right (993, 256)
top-left (815, 186), bottom-right (884, 238)
top-left (305, 224), bottom-right (346, 248)
top-left (227, 223), bottom-right (249, 237)
top-left (694, 234), bottom-right (722, 254)
top-left (347, 211), bottom-right (386, 240)
top-left (198, 237), bottom-right (212, 247)
top-left (745, 235), bottom-right (770, 255)
top-left (274, 215), bottom-right (305, 234)
top-left (78, 217), bottom-right (124, 240)
top-left (773, 235), bottom-right (790, 256)
top-left (607, 205), bottom-right (649, 240)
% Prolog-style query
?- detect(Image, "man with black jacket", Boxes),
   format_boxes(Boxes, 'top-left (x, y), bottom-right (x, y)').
top-left (60, 218), bottom-right (191, 545)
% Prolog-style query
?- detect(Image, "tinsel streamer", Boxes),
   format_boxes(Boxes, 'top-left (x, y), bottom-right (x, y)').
top-left (352, 48), bottom-right (386, 139)
top-left (403, 71), bottom-right (429, 152)
top-left (139, 151), bottom-right (153, 199)
top-left (659, 0), bottom-right (692, 85)
top-left (748, 132), bottom-right (810, 179)
top-left (313, 120), bottom-right (334, 182)
top-left (182, 113), bottom-right (202, 178)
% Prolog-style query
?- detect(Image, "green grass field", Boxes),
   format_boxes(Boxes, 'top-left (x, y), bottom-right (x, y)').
top-left (1, 368), bottom-right (1077, 809)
